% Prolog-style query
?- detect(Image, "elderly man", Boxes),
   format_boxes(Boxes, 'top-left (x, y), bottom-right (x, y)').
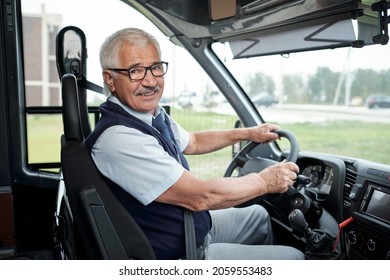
top-left (86, 27), bottom-right (304, 260)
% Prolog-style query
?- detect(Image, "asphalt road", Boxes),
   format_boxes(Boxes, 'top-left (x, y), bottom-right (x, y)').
top-left (259, 104), bottom-right (390, 124)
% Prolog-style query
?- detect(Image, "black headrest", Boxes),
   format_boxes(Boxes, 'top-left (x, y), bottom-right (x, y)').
top-left (61, 73), bottom-right (84, 142)
top-left (56, 26), bottom-right (86, 80)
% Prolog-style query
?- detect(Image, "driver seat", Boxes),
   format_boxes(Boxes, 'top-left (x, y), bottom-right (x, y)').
top-left (59, 73), bottom-right (156, 259)
top-left (55, 25), bottom-right (155, 259)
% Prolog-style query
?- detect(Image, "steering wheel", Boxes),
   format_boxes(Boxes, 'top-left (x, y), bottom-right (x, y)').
top-left (224, 129), bottom-right (323, 228)
top-left (224, 129), bottom-right (299, 177)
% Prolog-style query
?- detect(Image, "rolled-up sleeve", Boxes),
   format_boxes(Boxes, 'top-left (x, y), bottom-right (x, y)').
top-left (91, 125), bottom-right (185, 205)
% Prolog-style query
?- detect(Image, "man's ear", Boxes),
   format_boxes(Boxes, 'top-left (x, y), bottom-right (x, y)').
top-left (103, 70), bottom-right (115, 91)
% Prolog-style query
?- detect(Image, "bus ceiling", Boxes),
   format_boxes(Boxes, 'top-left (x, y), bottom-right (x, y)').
top-left (129, 0), bottom-right (389, 55)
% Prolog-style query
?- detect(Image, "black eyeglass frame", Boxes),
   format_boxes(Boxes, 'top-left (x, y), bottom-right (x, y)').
top-left (107, 61), bottom-right (168, 81)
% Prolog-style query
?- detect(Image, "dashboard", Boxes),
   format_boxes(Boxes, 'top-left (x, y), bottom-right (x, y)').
top-left (296, 152), bottom-right (390, 259)
top-left (251, 151), bottom-right (390, 260)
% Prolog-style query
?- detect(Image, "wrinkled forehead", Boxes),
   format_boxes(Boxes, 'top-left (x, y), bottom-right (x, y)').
top-left (118, 42), bottom-right (161, 65)
top-left (122, 35), bottom-right (161, 57)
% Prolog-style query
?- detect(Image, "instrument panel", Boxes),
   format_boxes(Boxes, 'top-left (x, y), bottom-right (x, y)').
top-left (301, 164), bottom-right (333, 195)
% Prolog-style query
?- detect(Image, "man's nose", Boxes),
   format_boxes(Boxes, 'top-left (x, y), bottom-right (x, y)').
top-left (142, 68), bottom-right (157, 83)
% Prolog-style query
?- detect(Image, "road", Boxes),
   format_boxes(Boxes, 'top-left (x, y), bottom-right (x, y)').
top-left (258, 104), bottom-right (390, 124)
top-left (191, 102), bottom-right (390, 124)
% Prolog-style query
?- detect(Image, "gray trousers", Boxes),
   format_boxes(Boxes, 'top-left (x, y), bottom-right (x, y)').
top-left (198, 205), bottom-right (305, 260)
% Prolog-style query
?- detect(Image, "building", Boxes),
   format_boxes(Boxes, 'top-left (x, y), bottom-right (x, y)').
top-left (22, 5), bottom-right (62, 106)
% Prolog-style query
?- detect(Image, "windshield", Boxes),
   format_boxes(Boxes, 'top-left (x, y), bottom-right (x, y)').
top-left (213, 42), bottom-right (390, 165)
top-left (21, 0), bottom-right (390, 174)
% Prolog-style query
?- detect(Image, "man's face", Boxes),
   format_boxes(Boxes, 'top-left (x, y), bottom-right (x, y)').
top-left (105, 42), bottom-right (164, 115)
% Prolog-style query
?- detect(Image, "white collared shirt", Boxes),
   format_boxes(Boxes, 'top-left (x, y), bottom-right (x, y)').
top-left (90, 95), bottom-right (189, 205)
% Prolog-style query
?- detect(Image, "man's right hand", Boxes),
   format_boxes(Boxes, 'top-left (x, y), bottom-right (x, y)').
top-left (258, 161), bottom-right (299, 194)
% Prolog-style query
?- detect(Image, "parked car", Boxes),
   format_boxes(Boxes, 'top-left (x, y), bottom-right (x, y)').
top-left (365, 94), bottom-right (390, 109)
top-left (252, 94), bottom-right (278, 107)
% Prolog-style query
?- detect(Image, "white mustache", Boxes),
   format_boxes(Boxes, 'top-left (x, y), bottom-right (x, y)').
top-left (135, 86), bottom-right (160, 96)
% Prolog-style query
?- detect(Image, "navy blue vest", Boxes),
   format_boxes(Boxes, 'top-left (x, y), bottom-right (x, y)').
top-left (85, 100), bottom-right (211, 259)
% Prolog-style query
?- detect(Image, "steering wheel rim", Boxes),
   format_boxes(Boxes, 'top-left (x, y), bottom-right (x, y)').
top-left (224, 129), bottom-right (299, 177)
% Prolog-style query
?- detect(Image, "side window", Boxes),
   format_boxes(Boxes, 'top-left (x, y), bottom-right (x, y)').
top-left (21, 0), bottom-right (238, 178)
top-left (22, 5), bottom-right (63, 169)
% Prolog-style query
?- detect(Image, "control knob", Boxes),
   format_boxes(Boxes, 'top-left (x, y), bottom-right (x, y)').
top-left (347, 231), bottom-right (358, 245)
top-left (367, 239), bottom-right (376, 251)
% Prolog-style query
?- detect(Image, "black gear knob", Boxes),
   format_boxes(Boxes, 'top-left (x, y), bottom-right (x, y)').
top-left (288, 209), bottom-right (308, 232)
top-left (289, 210), bottom-right (337, 260)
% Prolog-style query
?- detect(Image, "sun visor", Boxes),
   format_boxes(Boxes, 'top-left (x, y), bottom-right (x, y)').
top-left (228, 13), bottom-right (358, 58)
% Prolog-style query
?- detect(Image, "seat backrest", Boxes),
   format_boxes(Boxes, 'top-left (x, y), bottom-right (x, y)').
top-left (59, 73), bottom-right (156, 259)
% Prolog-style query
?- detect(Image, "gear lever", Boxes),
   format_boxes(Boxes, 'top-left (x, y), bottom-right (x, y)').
top-left (288, 209), bottom-right (314, 238)
top-left (288, 209), bottom-right (336, 259)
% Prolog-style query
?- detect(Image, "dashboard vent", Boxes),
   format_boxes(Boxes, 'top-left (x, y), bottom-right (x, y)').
top-left (343, 164), bottom-right (357, 208)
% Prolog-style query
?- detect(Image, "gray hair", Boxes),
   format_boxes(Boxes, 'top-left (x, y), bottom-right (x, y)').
top-left (99, 27), bottom-right (161, 95)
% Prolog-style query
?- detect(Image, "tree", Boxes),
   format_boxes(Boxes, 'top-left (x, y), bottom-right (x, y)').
top-left (350, 69), bottom-right (387, 100)
top-left (282, 74), bottom-right (305, 103)
top-left (245, 72), bottom-right (275, 97)
top-left (307, 67), bottom-right (339, 104)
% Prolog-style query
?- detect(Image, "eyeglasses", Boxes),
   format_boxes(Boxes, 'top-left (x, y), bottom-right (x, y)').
top-left (108, 61), bottom-right (168, 81)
